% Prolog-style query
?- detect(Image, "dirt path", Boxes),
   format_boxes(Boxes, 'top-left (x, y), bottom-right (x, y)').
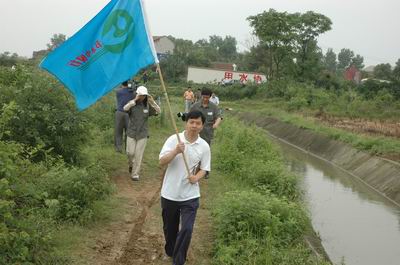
top-left (82, 161), bottom-right (213, 265)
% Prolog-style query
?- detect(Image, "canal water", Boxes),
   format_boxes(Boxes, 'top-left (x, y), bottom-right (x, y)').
top-left (275, 138), bottom-right (400, 265)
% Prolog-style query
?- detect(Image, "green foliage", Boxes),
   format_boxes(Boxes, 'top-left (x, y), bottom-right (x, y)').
top-left (392, 59), bottom-right (400, 82)
top-left (214, 191), bottom-right (307, 245)
top-left (247, 9), bottom-right (331, 80)
top-left (0, 137), bottom-right (114, 262)
top-left (357, 79), bottom-right (392, 99)
top-left (337, 48), bottom-right (354, 71)
top-left (41, 165), bottom-right (113, 224)
top-left (215, 119), bottom-right (299, 200)
top-left (159, 35), bottom-right (239, 82)
top-left (212, 119), bottom-right (327, 265)
top-left (212, 83), bottom-right (260, 100)
top-left (373, 63), bottom-right (392, 80)
top-left (0, 61), bottom-right (119, 262)
top-left (351, 54), bottom-right (364, 70)
top-left (0, 52), bottom-right (25, 67)
top-left (47, 33), bottom-right (67, 51)
top-left (323, 48), bottom-right (337, 72)
top-left (0, 64), bottom-right (88, 163)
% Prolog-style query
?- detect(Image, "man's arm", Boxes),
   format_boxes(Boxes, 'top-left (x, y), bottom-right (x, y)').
top-left (148, 95), bottom-right (161, 115)
top-left (188, 170), bottom-right (207, 184)
top-left (159, 142), bottom-right (185, 166)
top-left (124, 94), bottom-right (140, 111)
top-left (213, 117), bottom-right (222, 129)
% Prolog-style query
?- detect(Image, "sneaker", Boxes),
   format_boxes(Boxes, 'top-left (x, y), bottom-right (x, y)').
top-left (162, 254), bottom-right (172, 261)
top-left (131, 175), bottom-right (140, 181)
top-left (128, 166), bottom-right (132, 174)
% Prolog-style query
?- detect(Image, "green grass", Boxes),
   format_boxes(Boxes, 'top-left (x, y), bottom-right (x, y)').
top-left (208, 118), bottom-right (330, 265)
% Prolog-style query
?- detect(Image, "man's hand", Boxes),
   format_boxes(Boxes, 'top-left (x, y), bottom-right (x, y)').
top-left (188, 174), bottom-right (199, 184)
top-left (175, 142), bottom-right (185, 154)
top-left (212, 124), bottom-right (218, 129)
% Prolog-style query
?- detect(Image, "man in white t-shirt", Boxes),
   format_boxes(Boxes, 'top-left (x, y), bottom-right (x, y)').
top-left (159, 110), bottom-right (211, 265)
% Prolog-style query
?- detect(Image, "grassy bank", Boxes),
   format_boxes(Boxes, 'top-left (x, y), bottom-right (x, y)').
top-left (223, 99), bottom-right (400, 161)
top-left (208, 118), bottom-right (329, 265)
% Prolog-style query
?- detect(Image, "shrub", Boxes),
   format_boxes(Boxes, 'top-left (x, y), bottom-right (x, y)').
top-left (42, 165), bottom-right (113, 224)
top-left (214, 119), bottom-right (299, 200)
top-left (0, 64), bottom-right (88, 163)
top-left (213, 191), bottom-right (307, 246)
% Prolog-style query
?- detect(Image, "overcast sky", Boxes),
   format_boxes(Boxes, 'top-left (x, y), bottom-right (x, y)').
top-left (1, 0), bottom-right (399, 66)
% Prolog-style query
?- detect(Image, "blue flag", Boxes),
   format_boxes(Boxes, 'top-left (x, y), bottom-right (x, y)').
top-left (40, 0), bottom-right (158, 110)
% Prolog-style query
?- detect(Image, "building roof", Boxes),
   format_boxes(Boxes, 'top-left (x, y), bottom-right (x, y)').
top-left (363, 65), bottom-right (375, 73)
top-left (153, 36), bottom-right (170, 42)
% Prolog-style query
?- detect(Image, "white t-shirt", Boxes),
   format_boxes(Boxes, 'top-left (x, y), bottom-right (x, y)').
top-left (160, 132), bottom-right (211, 201)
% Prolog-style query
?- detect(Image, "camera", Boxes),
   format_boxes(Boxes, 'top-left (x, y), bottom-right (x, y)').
top-left (177, 112), bottom-right (187, 121)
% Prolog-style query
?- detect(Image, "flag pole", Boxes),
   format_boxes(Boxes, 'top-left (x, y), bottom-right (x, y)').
top-left (156, 63), bottom-right (191, 176)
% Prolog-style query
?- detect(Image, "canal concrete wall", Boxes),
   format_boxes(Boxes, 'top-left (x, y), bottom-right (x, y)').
top-left (238, 113), bottom-right (400, 206)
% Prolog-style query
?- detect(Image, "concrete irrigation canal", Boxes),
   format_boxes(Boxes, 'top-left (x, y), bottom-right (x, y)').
top-left (239, 113), bottom-right (400, 265)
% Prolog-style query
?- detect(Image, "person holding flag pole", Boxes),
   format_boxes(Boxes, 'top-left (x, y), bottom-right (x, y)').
top-left (39, 0), bottom-right (205, 264)
top-left (39, 0), bottom-right (191, 175)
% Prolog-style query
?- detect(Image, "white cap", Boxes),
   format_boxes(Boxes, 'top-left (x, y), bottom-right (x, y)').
top-left (136, 86), bottom-right (148, 96)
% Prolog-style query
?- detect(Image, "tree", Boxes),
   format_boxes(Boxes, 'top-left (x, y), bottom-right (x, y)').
top-left (373, 63), bottom-right (392, 80)
top-left (296, 40), bottom-right (324, 80)
top-left (219, 36), bottom-right (238, 61)
top-left (47, 33), bottom-right (67, 51)
top-left (240, 43), bottom-right (271, 75)
top-left (392, 58), bottom-right (400, 82)
top-left (294, 11), bottom-right (332, 78)
top-left (0, 52), bottom-right (20, 66)
top-left (248, 9), bottom-right (332, 80)
top-left (324, 48), bottom-right (337, 72)
top-left (206, 35), bottom-right (238, 61)
top-left (337, 48), bottom-right (354, 71)
top-left (351, 54), bottom-right (364, 70)
top-left (248, 9), bottom-right (297, 79)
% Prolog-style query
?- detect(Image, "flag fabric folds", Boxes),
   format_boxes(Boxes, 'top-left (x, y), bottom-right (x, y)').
top-left (40, 0), bottom-right (158, 110)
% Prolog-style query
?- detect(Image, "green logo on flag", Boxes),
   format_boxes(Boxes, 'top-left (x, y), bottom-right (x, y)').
top-left (102, 10), bottom-right (135, 53)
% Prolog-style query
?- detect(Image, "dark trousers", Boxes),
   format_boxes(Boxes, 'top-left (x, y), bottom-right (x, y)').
top-left (114, 111), bottom-right (129, 152)
top-left (161, 197), bottom-right (199, 265)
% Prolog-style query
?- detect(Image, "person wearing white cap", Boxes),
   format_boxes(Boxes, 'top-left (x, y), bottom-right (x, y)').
top-left (123, 86), bottom-right (161, 181)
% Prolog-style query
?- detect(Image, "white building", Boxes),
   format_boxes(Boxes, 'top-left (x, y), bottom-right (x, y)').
top-left (153, 36), bottom-right (174, 59)
top-left (187, 66), bottom-right (267, 85)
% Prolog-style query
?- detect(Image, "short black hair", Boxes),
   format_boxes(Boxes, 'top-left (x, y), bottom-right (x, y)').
top-left (185, 110), bottom-right (205, 124)
top-left (122, 80), bottom-right (129, 86)
top-left (201, 87), bottom-right (212, 96)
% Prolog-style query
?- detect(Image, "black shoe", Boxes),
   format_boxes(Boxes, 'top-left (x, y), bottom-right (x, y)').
top-left (129, 166), bottom-right (132, 174)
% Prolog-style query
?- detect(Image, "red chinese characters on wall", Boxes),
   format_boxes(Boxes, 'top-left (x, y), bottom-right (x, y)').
top-left (224, 71), bottom-right (233, 79)
top-left (239, 73), bottom-right (248, 83)
top-left (253, 74), bottom-right (262, 84)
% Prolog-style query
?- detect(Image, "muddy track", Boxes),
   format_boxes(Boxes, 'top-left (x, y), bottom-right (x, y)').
top-left (82, 163), bottom-right (213, 265)
top-left (115, 182), bottom-right (163, 265)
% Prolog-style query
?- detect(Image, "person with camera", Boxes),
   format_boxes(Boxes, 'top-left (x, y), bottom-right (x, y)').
top-left (190, 87), bottom-right (221, 146)
top-left (189, 88), bottom-right (221, 178)
top-left (123, 86), bottom-right (160, 181)
top-left (159, 110), bottom-right (210, 265)
top-left (114, 80), bottom-right (134, 153)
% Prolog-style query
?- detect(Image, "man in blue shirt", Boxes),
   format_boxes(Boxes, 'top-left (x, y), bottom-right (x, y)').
top-left (115, 81), bottom-right (134, 153)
